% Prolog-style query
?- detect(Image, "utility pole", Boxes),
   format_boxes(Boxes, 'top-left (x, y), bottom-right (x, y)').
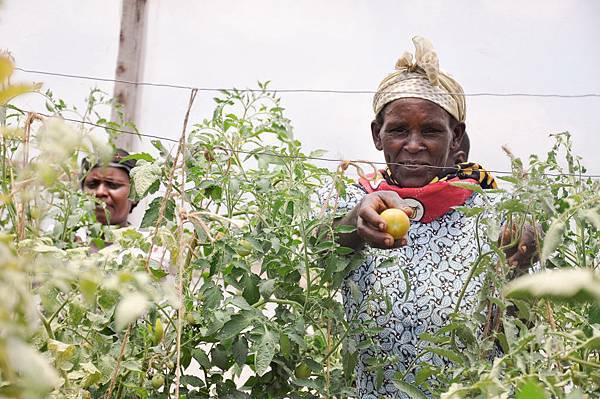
top-left (112, 0), bottom-right (147, 151)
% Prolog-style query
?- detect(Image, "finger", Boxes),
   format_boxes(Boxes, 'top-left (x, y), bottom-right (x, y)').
top-left (378, 192), bottom-right (411, 212)
top-left (500, 225), bottom-right (511, 246)
top-left (357, 216), bottom-right (395, 248)
top-left (376, 193), bottom-right (415, 219)
top-left (393, 237), bottom-right (408, 248)
top-left (399, 206), bottom-right (414, 218)
top-left (360, 206), bottom-right (386, 232)
top-left (517, 236), bottom-right (538, 261)
top-left (507, 252), bottom-right (529, 269)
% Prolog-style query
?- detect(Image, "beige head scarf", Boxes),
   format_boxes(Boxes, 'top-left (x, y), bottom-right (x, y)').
top-left (373, 36), bottom-right (466, 123)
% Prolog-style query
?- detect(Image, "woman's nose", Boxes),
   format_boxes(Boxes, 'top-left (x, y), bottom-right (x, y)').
top-left (95, 183), bottom-right (109, 198)
top-left (404, 132), bottom-right (424, 153)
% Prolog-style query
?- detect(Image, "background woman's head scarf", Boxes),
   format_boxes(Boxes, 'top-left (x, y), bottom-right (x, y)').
top-left (373, 36), bottom-right (466, 123)
top-left (80, 148), bottom-right (137, 182)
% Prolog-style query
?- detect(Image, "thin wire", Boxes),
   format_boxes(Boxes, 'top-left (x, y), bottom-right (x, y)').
top-left (15, 67), bottom-right (600, 99)
top-left (211, 146), bottom-right (600, 178)
top-left (31, 111), bottom-right (179, 143)
top-left (15, 110), bottom-right (600, 179)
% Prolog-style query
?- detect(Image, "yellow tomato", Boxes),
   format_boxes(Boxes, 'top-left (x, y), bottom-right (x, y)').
top-left (380, 208), bottom-right (411, 239)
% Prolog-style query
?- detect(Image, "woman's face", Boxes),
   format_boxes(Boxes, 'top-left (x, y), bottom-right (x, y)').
top-left (371, 98), bottom-right (464, 188)
top-left (82, 166), bottom-right (132, 226)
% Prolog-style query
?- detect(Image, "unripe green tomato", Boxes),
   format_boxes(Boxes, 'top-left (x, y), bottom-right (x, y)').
top-left (151, 374), bottom-right (165, 389)
top-left (294, 362), bottom-right (311, 379)
top-left (29, 206), bottom-right (42, 220)
top-left (153, 318), bottom-right (164, 346)
top-left (186, 312), bottom-right (196, 325)
top-left (166, 360), bottom-right (175, 370)
top-left (237, 239), bottom-right (253, 256)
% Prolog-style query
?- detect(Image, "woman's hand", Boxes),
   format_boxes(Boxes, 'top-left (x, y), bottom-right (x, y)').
top-left (334, 191), bottom-right (413, 250)
top-left (500, 222), bottom-right (541, 276)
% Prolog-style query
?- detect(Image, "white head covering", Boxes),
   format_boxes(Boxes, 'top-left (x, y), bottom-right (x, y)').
top-left (373, 36), bottom-right (466, 123)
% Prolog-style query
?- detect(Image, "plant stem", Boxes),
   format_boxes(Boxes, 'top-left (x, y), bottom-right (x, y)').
top-left (104, 324), bottom-right (132, 399)
top-left (566, 355), bottom-right (600, 369)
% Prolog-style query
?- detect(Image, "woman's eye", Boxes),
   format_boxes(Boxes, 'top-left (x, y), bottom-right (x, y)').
top-left (389, 127), bottom-right (407, 135)
top-left (85, 181), bottom-right (99, 189)
top-left (108, 182), bottom-right (123, 189)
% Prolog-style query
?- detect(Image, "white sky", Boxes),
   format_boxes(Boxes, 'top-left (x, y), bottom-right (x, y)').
top-left (3, 0), bottom-right (600, 177)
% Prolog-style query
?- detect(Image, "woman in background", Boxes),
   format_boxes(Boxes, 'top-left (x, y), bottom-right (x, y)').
top-left (81, 148), bottom-right (137, 227)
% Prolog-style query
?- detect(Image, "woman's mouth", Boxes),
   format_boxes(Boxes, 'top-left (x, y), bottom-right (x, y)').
top-left (95, 203), bottom-right (113, 214)
top-left (397, 161), bottom-right (432, 170)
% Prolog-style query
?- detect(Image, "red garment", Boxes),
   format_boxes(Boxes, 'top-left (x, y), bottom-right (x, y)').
top-left (358, 173), bottom-right (478, 223)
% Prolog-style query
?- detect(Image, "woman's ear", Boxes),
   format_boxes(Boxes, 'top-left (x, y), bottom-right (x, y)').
top-left (451, 122), bottom-right (466, 152)
top-left (454, 150), bottom-right (467, 164)
top-left (371, 120), bottom-right (383, 151)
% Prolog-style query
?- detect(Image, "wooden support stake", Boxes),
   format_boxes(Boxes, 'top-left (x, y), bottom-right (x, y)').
top-left (112, 0), bottom-right (147, 151)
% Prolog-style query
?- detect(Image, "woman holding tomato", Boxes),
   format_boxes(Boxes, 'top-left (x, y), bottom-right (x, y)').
top-left (319, 37), bottom-right (538, 398)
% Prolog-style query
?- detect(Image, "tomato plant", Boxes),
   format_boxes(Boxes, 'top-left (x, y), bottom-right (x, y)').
top-left (1, 51), bottom-right (599, 399)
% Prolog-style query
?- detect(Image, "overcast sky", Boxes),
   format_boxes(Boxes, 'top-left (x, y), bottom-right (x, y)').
top-left (4, 0), bottom-right (600, 177)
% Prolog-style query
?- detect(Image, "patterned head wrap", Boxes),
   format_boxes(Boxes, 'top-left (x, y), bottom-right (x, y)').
top-left (373, 36), bottom-right (466, 123)
top-left (80, 148), bottom-right (137, 188)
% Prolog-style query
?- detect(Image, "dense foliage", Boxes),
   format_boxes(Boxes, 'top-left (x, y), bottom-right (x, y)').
top-left (1, 54), bottom-right (599, 399)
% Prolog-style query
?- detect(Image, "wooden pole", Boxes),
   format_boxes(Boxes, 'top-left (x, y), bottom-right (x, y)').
top-left (112, 0), bottom-right (147, 151)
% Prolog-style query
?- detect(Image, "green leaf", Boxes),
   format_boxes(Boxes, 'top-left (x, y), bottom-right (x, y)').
top-left (140, 196), bottom-right (176, 228)
top-left (424, 347), bottom-right (465, 365)
top-left (392, 373), bottom-right (428, 399)
top-left (232, 337), bottom-right (249, 367)
top-left (210, 344), bottom-right (231, 370)
top-left (192, 349), bottom-right (211, 369)
top-left (121, 359), bottom-right (143, 372)
top-left (335, 224), bottom-right (356, 234)
top-left (580, 208), bottom-right (600, 230)
top-left (242, 274), bottom-right (261, 305)
top-left (415, 366), bottom-right (437, 385)
top-left (496, 175), bottom-right (519, 184)
top-left (120, 152), bottom-right (155, 163)
top-left (453, 206), bottom-right (484, 217)
top-left (336, 246), bottom-right (354, 255)
top-left (130, 160), bottom-right (162, 197)
top-left (218, 312), bottom-right (253, 340)
top-left (254, 327), bottom-right (277, 376)
top-left (505, 268), bottom-right (600, 302)
top-left (449, 181), bottom-right (483, 193)
top-left (516, 380), bottom-right (547, 399)
top-left (588, 302), bottom-right (600, 324)
top-left (541, 217), bottom-right (566, 263)
top-left (6, 338), bottom-right (61, 394)
top-left (115, 293), bottom-right (148, 330)
top-left (259, 279), bottom-right (276, 299)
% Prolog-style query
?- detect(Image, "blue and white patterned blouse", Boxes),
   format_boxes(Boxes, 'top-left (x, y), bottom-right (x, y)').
top-left (319, 183), bottom-right (493, 398)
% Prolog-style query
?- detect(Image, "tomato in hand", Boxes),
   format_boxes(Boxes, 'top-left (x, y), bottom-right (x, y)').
top-left (380, 208), bottom-right (411, 239)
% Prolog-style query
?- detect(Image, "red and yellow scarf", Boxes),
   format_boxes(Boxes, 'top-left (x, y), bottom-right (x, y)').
top-left (358, 162), bottom-right (497, 223)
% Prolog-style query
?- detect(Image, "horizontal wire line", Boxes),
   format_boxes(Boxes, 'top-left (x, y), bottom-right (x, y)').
top-left (15, 67), bottom-right (600, 99)
top-left (15, 110), bottom-right (600, 179)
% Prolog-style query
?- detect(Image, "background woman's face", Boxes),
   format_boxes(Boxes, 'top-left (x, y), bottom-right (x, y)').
top-left (83, 167), bottom-right (132, 226)
top-left (372, 98), bottom-right (464, 188)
